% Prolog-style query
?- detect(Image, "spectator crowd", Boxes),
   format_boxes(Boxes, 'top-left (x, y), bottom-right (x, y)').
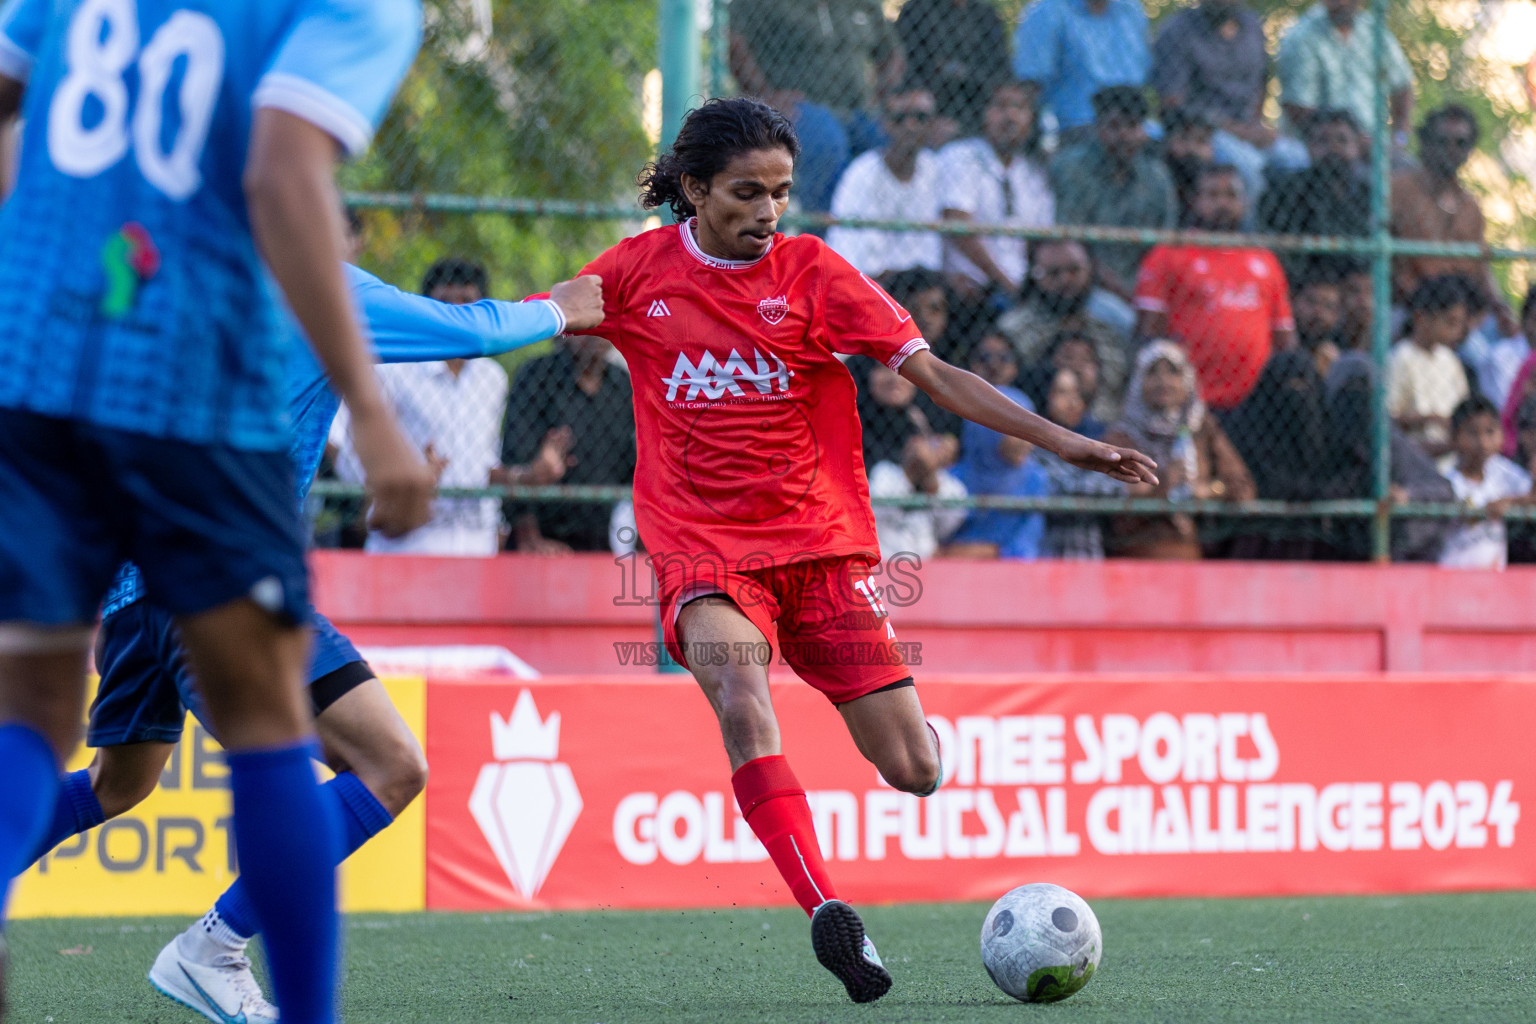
top-left (324, 0), bottom-right (1536, 570)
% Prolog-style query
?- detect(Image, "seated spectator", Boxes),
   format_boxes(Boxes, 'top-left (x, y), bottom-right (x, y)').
top-left (1500, 299), bottom-right (1536, 458)
top-left (1012, 0), bottom-right (1149, 144)
top-left (869, 434), bottom-right (968, 561)
top-left (344, 259), bottom-right (510, 556)
top-left (996, 238), bottom-right (1133, 390)
top-left (1392, 105), bottom-right (1517, 334)
top-left (945, 334), bottom-right (1048, 558)
top-left (728, 0), bottom-right (901, 153)
top-left (1153, 0), bottom-right (1303, 203)
top-left (1323, 353), bottom-right (1457, 561)
top-left (858, 359), bottom-right (957, 470)
top-left (884, 267), bottom-right (966, 368)
top-left (1104, 341), bottom-right (1255, 558)
top-left (1277, 0), bottom-right (1412, 145)
top-left (895, 0), bottom-right (1010, 139)
top-left (1439, 396), bottom-right (1534, 570)
top-left (1134, 164), bottom-right (1297, 411)
top-left (502, 334), bottom-right (636, 553)
top-left (829, 84), bottom-right (944, 278)
top-left (1291, 259), bottom-right (1347, 378)
top-left (1336, 256), bottom-right (1374, 352)
top-left (1387, 275), bottom-right (1473, 456)
top-left (1258, 109), bottom-right (1371, 279)
top-left (1027, 329), bottom-right (1123, 425)
top-left (1224, 350), bottom-right (1329, 501)
top-left (1051, 86), bottom-right (1178, 299)
top-left (1036, 365), bottom-right (1125, 558)
top-left (1161, 107), bottom-right (1217, 225)
top-left (938, 80), bottom-right (1054, 295)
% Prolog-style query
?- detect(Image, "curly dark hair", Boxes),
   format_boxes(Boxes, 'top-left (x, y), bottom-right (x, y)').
top-left (637, 97), bottom-right (801, 220)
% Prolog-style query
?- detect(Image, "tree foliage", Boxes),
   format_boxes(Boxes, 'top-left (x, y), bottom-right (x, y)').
top-left (342, 0), bottom-right (658, 299)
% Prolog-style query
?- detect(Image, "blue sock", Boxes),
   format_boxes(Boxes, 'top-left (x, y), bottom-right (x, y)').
top-left (214, 771), bottom-right (394, 940)
top-left (226, 741), bottom-right (341, 1024)
top-left (0, 724), bottom-right (60, 918)
top-left (26, 769), bottom-right (105, 868)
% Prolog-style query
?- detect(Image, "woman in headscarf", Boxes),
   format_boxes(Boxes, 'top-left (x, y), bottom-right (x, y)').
top-left (1104, 341), bottom-right (1254, 559)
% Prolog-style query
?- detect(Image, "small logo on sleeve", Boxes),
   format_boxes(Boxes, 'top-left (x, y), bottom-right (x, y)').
top-left (757, 295), bottom-right (789, 325)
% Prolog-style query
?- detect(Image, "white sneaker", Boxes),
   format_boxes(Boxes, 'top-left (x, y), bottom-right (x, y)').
top-left (149, 928), bottom-right (279, 1024)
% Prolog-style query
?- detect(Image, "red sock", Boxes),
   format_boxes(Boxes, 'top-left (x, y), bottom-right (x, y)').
top-left (732, 755), bottom-right (839, 917)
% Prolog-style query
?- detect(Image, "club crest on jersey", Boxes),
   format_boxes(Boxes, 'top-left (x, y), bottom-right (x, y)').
top-left (663, 348), bottom-right (793, 402)
top-left (757, 295), bottom-right (790, 325)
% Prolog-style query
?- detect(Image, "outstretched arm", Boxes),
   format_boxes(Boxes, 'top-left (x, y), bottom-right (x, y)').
top-left (899, 350), bottom-right (1158, 485)
top-left (353, 268), bottom-right (604, 363)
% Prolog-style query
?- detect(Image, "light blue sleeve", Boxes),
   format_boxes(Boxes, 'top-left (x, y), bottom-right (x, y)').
top-left (1012, 0), bottom-right (1060, 84)
top-left (347, 264), bottom-right (566, 363)
top-left (0, 0), bottom-right (47, 81)
top-left (253, 0), bottom-right (422, 157)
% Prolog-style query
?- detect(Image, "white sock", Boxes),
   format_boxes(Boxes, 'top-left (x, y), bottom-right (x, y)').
top-left (181, 909), bottom-right (249, 961)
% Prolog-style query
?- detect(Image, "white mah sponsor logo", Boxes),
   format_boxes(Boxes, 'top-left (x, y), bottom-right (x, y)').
top-left (662, 348), bottom-right (793, 402)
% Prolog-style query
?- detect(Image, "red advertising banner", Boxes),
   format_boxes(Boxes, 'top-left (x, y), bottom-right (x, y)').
top-left (424, 675), bottom-right (1533, 911)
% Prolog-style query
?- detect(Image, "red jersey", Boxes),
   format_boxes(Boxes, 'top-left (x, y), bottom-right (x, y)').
top-left (577, 220), bottom-right (928, 568)
top-left (1134, 246), bottom-right (1295, 409)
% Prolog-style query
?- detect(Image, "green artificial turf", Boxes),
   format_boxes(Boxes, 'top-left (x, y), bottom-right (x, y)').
top-left (7, 893), bottom-right (1535, 1023)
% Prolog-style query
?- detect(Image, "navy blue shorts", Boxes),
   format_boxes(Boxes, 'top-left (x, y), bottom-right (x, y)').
top-left (88, 601), bottom-right (371, 747)
top-left (0, 409), bottom-right (308, 626)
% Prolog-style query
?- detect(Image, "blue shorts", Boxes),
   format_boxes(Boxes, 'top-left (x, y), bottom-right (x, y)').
top-left (0, 409), bottom-right (308, 626)
top-left (88, 601), bottom-right (371, 747)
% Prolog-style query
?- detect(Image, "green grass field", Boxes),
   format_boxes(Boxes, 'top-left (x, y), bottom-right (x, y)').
top-left (7, 893), bottom-right (1535, 1023)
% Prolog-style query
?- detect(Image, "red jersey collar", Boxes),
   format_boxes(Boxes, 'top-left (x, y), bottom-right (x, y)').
top-left (679, 217), bottom-right (773, 270)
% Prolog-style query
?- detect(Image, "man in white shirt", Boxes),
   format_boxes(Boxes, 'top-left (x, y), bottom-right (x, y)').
top-left (336, 260), bottom-right (515, 555)
top-left (828, 85), bottom-right (945, 278)
top-left (937, 79), bottom-right (1056, 292)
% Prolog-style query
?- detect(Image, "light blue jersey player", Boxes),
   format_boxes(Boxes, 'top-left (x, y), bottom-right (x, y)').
top-left (22, 252), bottom-right (602, 1024)
top-left (0, 3), bottom-right (430, 1023)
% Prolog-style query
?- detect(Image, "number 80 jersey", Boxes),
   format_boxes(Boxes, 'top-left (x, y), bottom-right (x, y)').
top-left (0, 0), bottom-right (419, 451)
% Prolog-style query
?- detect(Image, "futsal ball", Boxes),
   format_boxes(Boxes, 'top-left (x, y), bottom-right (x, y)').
top-left (979, 882), bottom-right (1101, 1003)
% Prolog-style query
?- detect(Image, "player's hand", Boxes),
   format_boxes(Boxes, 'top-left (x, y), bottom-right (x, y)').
top-left (349, 403), bottom-right (435, 538)
top-left (1058, 435), bottom-right (1159, 486)
top-left (423, 442), bottom-right (450, 483)
top-left (550, 275), bottom-right (604, 331)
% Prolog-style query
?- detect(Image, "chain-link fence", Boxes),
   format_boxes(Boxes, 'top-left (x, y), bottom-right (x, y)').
top-left (320, 0), bottom-right (1536, 567)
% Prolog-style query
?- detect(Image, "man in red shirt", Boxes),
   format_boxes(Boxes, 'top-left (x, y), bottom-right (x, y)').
top-left (1134, 164), bottom-right (1297, 409)
top-left (577, 98), bottom-right (1156, 1003)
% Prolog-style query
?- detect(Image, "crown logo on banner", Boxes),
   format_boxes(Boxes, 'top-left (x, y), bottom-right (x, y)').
top-left (469, 690), bottom-right (583, 901)
top-left (490, 689), bottom-right (561, 761)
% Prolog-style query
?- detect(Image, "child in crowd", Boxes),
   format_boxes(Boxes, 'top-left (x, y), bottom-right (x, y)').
top-left (1037, 366), bottom-right (1124, 559)
top-left (1387, 275), bottom-right (1472, 456)
top-left (945, 334), bottom-right (1048, 559)
top-left (1439, 396), bottom-right (1533, 570)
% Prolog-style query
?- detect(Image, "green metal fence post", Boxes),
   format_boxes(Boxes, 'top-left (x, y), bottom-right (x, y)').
top-left (708, 0), bottom-right (729, 100)
top-left (1368, 0), bottom-right (1394, 562)
top-left (659, 0), bottom-right (701, 152)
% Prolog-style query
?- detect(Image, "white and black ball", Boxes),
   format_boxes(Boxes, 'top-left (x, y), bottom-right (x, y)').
top-left (979, 882), bottom-right (1101, 1002)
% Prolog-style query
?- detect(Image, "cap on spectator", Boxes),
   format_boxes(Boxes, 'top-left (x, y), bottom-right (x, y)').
top-left (1091, 85), bottom-right (1149, 122)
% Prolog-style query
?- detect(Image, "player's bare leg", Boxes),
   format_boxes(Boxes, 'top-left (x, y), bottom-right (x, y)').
top-left (677, 597), bottom-right (892, 1003)
top-left (172, 599), bottom-right (338, 1024)
top-left (837, 685), bottom-right (942, 795)
top-left (149, 676), bottom-right (424, 1024)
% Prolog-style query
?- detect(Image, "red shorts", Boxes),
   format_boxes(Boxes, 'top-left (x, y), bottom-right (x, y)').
top-left (659, 554), bottom-right (913, 704)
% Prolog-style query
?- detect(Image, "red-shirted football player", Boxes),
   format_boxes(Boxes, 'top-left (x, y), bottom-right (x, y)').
top-left (574, 98), bottom-right (1157, 1003)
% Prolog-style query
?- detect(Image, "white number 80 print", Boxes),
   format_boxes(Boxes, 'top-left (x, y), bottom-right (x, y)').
top-left (47, 0), bottom-right (224, 201)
